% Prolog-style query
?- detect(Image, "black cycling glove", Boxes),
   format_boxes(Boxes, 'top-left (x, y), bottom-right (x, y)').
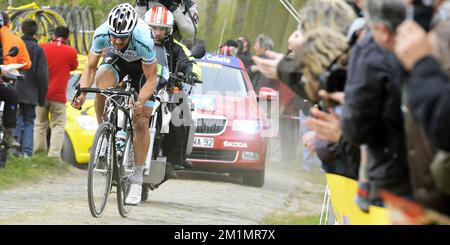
top-left (186, 72), bottom-right (198, 85)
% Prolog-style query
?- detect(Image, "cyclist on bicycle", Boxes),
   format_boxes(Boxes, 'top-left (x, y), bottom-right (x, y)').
top-left (144, 6), bottom-right (199, 179)
top-left (71, 3), bottom-right (158, 205)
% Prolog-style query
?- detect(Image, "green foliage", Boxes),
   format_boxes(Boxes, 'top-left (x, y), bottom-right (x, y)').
top-left (196, 0), bottom-right (306, 53)
top-left (0, 153), bottom-right (69, 190)
top-left (1, 0), bottom-right (307, 52)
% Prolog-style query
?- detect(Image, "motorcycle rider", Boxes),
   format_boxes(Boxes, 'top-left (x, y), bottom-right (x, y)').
top-left (71, 3), bottom-right (158, 205)
top-left (144, 5), bottom-right (200, 182)
top-left (135, 0), bottom-right (199, 43)
top-left (0, 12), bottom-right (32, 149)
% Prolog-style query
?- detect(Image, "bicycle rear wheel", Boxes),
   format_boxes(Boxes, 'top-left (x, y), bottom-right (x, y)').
top-left (117, 129), bottom-right (135, 218)
top-left (87, 122), bottom-right (114, 218)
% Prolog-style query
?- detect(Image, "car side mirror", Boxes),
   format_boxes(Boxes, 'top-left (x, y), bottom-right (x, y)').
top-left (257, 87), bottom-right (278, 102)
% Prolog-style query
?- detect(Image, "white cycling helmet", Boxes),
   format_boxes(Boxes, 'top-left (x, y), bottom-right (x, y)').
top-left (107, 3), bottom-right (138, 37)
top-left (144, 6), bottom-right (174, 38)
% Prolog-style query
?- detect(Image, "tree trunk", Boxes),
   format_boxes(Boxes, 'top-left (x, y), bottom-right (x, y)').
top-left (230, 0), bottom-right (248, 37)
top-left (204, 0), bottom-right (219, 36)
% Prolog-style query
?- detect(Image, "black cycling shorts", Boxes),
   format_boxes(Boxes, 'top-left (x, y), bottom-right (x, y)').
top-left (98, 51), bottom-right (155, 106)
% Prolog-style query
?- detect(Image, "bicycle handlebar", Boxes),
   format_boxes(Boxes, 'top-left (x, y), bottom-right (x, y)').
top-left (72, 84), bottom-right (137, 111)
top-left (79, 87), bottom-right (134, 96)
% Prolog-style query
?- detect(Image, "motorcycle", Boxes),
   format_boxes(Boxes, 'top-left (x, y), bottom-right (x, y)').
top-left (141, 44), bottom-right (206, 198)
top-left (0, 46), bottom-right (21, 168)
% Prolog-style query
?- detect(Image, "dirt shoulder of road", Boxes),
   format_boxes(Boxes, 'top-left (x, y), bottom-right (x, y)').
top-left (259, 163), bottom-right (326, 225)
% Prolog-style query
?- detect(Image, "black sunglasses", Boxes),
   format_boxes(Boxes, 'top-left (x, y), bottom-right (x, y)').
top-left (109, 33), bottom-right (130, 40)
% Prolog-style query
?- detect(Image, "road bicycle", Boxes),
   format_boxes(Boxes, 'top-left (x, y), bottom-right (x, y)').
top-left (74, 75), bottom-right (137, 218)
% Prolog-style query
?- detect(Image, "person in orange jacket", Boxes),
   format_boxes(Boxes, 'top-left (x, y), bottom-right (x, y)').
top-left (0, 12), bottom-right (32, 149)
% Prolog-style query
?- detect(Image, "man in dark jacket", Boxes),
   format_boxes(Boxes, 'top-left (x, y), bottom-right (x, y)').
top-left (14, 20), bottom-right (48, 157)
top-left (341, 0), bottom-right (412, 202)
top-left (394, 3), bottom-right (450, 215)
top-left (251, 34), bottom-right (276, 94)
top-left (396, 22), bottom-right (450, 152)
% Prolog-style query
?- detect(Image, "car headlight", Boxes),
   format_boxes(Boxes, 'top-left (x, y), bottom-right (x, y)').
top-left (232, 120), bottom-right (261, 134)
top-left (76, 115), bottom-right (98, 131)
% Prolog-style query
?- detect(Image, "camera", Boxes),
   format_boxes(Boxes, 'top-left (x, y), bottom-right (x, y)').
top-left (319, 64), bottom-right (347, 93)
top-left (408, 0), bottom-right (435, 32)
top-left (318, 64), bottom-right (347, 110)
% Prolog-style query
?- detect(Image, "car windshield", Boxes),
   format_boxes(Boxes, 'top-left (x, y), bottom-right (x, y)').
top-left (66, 74), bottom-right (96, 101)
top-left (190, 62), bottom-right (248, 97)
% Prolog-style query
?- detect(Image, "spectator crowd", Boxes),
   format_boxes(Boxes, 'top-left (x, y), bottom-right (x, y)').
top-left (250, 0), bottom-right (450, 217)
top-left (1, 10), bottom-right (78, 165)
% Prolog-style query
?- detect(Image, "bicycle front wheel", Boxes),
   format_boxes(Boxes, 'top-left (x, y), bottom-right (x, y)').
top-left (117, 130), bottom-right (134, 218)
top-left (87, 123), bottom-right (114, 218)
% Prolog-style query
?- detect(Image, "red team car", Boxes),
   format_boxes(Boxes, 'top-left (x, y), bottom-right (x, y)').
top-left (187, 53), bottom-right (271, 187)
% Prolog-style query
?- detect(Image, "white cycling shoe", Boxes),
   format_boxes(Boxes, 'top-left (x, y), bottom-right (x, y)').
top-left (125, 183), bottom-right (142, 205)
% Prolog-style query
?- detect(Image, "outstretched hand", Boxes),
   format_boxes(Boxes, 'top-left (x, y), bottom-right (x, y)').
top-left (252, 50), bottom-right (284, 80)
top-left (305, 107), bottom-right (341, 143)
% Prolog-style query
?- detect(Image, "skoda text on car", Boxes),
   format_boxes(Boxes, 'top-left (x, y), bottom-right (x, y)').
top-left (187, 53), bottom-right (270, 187)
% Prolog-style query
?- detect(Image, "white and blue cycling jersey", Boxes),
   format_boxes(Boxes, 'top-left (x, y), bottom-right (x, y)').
top-left (91, 19), bottom-right (156, 64)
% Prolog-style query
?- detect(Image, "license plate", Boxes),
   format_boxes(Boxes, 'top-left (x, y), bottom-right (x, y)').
top-left (193, 137), bottom-right (214, 148)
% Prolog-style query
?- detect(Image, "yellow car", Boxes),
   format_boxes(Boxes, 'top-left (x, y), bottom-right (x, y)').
top-left (61, 71), bottom-right (97, 166)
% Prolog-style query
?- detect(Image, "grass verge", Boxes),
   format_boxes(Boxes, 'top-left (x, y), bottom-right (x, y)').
top-left (0, 153), bottom-right (69, 190)
top-left (260, 212), bottom-right (320, 225)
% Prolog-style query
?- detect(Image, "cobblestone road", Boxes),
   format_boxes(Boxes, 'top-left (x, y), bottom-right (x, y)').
top-left (0, 162), bottom-right (324, 225)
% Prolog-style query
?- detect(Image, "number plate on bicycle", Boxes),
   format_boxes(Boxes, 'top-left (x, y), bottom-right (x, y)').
top-left (193, 137), bottom-right (214, 148)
